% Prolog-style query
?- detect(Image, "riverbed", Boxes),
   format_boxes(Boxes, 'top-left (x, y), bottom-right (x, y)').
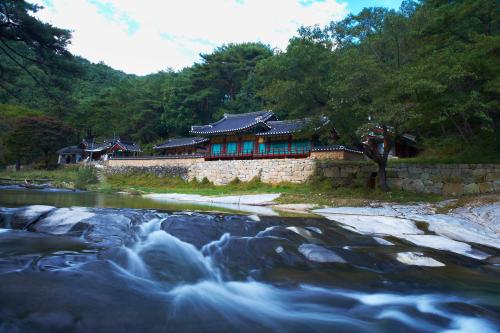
top-left (0, 188), bottom-right (499, 332)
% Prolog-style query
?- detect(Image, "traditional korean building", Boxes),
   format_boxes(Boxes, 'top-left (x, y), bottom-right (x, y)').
top-left (190, 110), bottom-right (340, 160)
top-left (58, 137), bottom-right (142, 163)
top-left (363, 126), bottom-right (418, 158)
top-left (153, 137), bottom-right (208, 156)
top-left (56, 146), bottom-right (84, 165)
top-left (84, 137), bottom-right (142, 160)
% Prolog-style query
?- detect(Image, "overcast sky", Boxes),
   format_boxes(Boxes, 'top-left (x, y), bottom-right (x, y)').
top-left (32, 0), bottom-right (402, 75)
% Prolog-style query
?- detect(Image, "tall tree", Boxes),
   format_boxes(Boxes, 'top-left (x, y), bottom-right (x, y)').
top-left (252, 37), bottom-right (335, 120)
top-left (5, 116), bottom-right (76, 169)
top-left (0, 0), bottom-right (77, 116)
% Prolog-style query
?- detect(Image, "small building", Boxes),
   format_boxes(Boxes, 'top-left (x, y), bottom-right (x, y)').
top-left (190, 110), bottom-right (337, 160)
top-left (105, 138), bottom-right (142, 158)
top-left (154, 137), bottom-right (208, 156)
top-left (57, 146), bottom-right (84, 165)
top-left (310, 145), bottom-right (365, 161)
top-left (58, 137), bottom-right (142, 163)
top-left (364, 127), bottom-right (418, 158)
top-left (84, 138), bottom-right (141, 160)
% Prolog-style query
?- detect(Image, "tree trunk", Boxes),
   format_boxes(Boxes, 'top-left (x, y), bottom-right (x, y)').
top-left (378, 162), bottom-right (389, 192)
top-left (15, 159), bottom-right (21, 171)
top-left (44, 152), bottom-right (49, 169)
top-left (362, 124), bottom-right (394, 193)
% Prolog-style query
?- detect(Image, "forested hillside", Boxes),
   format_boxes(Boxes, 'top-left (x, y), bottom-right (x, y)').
top-left (1, 0), bottom-right (498, 167)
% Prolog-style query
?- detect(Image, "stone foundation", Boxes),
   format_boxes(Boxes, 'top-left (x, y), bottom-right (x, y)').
top-left (189, 158), bottom-right (315, 184)
top-left (310, 150), bottom-right (364, 161)
top-left (316, 161), bottom-right (500, 195)
top-left (105, 157), bottom-right (500, 195)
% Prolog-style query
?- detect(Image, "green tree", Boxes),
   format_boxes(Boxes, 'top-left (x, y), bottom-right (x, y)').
top-left (5, 116), bottom-right (76, 169)
top-left (0, 0), bottom-right (77, 115)
top-left (252, 37), bottom-right (335, 120)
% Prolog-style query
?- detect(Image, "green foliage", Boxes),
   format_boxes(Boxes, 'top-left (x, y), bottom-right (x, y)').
top-left (393, 132), bottom-right (500, 164)
top-left (253, 37), bottom-right (334, 120)
top-left (103, 171), bottom-right (442, 204)
top-left (0, 166), bottom-right (97, 190)
top-left (74, 166), bottom-right (99, 190)
top-left (1, 0), bottom-right (498, 169)
top-left (4, 116), bottom-right (76, 167)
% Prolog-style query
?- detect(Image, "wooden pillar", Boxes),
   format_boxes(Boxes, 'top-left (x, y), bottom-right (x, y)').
top-left (222, 136), bottom-right (227, 154)
top-left (288, 135), bottom-right (292, 155)
top-left (254, 136), bottom-right (259, 157)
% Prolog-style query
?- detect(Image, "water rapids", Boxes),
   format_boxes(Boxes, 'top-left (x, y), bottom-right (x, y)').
top-left (0, 205), bottom-right (498, 332)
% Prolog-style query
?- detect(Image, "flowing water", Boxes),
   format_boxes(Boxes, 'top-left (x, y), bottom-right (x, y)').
top-left (0, 189), bottom-right (499, 332)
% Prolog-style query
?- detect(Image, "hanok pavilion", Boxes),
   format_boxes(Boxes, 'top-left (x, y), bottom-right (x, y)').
top-left (153, 137), bottom-right (208, 156)
top-left (189, 110), bottom-right (329, 160)
top-left (57, 137), bottom-right (141, 164)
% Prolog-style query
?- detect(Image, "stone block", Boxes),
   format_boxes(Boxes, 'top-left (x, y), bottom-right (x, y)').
top-left (387, 179), bottom-right (403, 190)
top-left (443, 183), bottom-right (464, 196)
top-left (478, 182), bottom-right (493, 193)
top-left (493, 180), bottom-right (500, 192)
top-left (323, 168), bottom-right (340, 178)
top-left (464, 183), bottom-right (480, 194)
top-left (409, 179), bottom-right (425, 192)
top-left (423, 180), bottom-right (433, 186)
top-left (420, 173), bottom-right (430, 180)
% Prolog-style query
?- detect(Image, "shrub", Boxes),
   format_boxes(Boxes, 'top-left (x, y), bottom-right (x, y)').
top-left (228, 177), bottom-right (241, 186)
top-left (74, 167), bottom-right (98, 190)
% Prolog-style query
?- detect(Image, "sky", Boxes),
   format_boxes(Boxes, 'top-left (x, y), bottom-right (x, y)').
top-left (32, 0), bottom-right (402, 75)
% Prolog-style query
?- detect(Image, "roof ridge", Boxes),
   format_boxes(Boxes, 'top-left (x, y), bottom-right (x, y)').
top-left (267, 118), bottom-right (307, 124)
top-left (224, 110), bottom-right (272, 118)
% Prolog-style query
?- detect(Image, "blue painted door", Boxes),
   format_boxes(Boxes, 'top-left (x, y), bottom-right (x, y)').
top-left (291, 140), bottom-right (310, 153)
top-left (270, 141), bottom-right (288, 155)
top-left (226, 142), bottom-right (237, 155)
top-left (258, 143), bottom-right (267, 154)
top-left (211, 143), bottom-right (222, 156)
top-left (242, 141), bottom-right (254, 154)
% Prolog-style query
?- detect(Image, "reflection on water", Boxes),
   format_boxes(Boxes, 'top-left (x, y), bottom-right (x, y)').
top-left (0, 187), bottom-right (244, 214)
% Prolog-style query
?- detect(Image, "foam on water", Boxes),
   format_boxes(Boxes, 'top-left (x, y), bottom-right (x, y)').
top-left (2, 205), bottom-right (498, 332)
top-left (117, 218), bottom-right (499, 332)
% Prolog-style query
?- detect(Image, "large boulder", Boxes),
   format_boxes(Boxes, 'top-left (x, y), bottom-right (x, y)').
top-left (0, 205), bottom-right (55, 230)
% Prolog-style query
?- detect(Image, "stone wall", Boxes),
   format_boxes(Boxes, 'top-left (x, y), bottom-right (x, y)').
top-left (106, 157), bottom-right (203, 168)
top-left (388, 163), bottom-right (500, 195)
top-left (316, 161), bottom-right (500, 195)
top-left (104, 157), bottom-right (204, 180)
top-left (189, 158), bottom-right (315, 184)
top-left (105, 157), bottom-right (500, 195)
top-left (310, 150), bottom-right (364, 161)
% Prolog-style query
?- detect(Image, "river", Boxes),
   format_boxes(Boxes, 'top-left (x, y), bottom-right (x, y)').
top-left (0, 188), bottom-right (499, 332)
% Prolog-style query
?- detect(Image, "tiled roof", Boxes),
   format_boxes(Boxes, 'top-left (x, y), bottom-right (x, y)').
top-left (83, 138), bottom-right (141, 152)
top-left (256, 119), bottom-right (308, 136)
top-left (57, 146), bottom-right (84, 155)
top-left (84, 142), bottom-right (110, 152)
top-left (256, 116), bottom-right (330, 136)
top-left (115, 141), bottom-right (142, 153)
top-left (312, 145), bottom-right (364, 154)
top-left (154, 137), bottom-right (209, 150)
top-left (190, 110), bottom-right (275, 135)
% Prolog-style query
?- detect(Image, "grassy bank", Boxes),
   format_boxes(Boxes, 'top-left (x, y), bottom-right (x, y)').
top-left (103, 173), bottom-right (443, 206)
top-left (0, 166), bottom-right (99, 190)
top-left (3, 167), bottom-right (493, 207)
